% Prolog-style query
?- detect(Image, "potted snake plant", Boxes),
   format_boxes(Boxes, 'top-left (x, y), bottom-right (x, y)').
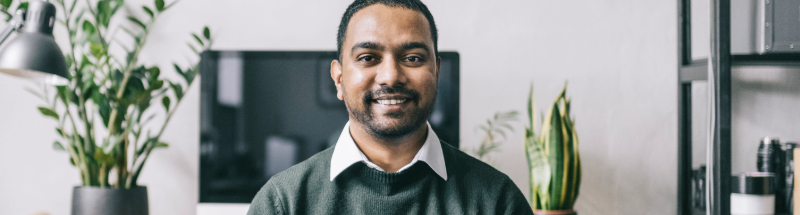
top-left (523, 83), bottom-right (582, 215)
top-left (2, 0), bottom-right (212, 214)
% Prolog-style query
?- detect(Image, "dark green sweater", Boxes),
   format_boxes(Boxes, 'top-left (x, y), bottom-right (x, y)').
top-left (247, 142), bottom-right (533, 215)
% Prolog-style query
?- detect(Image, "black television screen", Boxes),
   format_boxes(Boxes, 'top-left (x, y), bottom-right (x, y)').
top-left (199, 51), bottom-right (459, 203)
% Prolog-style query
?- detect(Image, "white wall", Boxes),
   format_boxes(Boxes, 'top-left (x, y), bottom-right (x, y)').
top-left (0, 0), bottom-right (679, 214)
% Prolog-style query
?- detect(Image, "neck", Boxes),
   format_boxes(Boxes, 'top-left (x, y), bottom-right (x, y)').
top-left (349, 121), bottom-right (428, 173)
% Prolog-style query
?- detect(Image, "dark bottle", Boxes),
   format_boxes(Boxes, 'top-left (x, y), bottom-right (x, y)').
top-left (783, 142), bottom-right (798, 213)
top-left (692, 165), bottom-right (706, 211)
top-left (758, 137), bottom-right (782, 173)
top-left (758, 137), bottom-right (784, 214)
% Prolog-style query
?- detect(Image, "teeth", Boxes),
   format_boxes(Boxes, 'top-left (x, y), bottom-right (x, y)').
top-left (376, 99), bottom-right (406, 105)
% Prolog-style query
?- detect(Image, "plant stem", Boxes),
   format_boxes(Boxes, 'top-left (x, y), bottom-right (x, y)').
top-left (0, 8), bottom-right (11, 21)
top-left (57, 0), bottom-right (96, 186)
top-left (127, 82), bottom-right (192, 187)
top-left (98, 163), bottom-right (107, 188)
top-left (55, 99), bottom-right (87, 186)
top-left (61, 95), bottom-right (92, 185)
top-left (107, 21), bottom-right (153, 139)
top-left (115, 107), bottom-right (136, 188)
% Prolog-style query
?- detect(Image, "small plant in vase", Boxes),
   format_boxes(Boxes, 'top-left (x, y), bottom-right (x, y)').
top-left (523, 83), bottom-right (582, 215)
top-left (469, 110), bottom-right (518, 165)
top-left (4, 0), bottom-right (213, 214)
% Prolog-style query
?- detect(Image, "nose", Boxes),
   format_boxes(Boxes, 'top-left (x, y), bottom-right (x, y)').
top-left (374, 56), bottom-right (407, 87)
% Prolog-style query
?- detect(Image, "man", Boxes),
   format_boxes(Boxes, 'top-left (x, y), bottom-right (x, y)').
top-left (247, 0), bottom-right (533, 214)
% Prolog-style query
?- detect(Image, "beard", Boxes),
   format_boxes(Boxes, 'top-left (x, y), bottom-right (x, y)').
top-left (343, 84), bottom-right (435, 141)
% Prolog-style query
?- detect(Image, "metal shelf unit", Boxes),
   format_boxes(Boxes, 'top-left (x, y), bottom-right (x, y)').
top-left (677, 0), bottom-right (800, 214)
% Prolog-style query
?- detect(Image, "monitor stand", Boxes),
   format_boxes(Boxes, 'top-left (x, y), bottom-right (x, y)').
top-left (197, 203), bottom-right (250, 215)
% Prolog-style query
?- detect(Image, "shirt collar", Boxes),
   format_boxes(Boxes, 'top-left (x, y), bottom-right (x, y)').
top-left (329, 121), bottom-right (448, 181)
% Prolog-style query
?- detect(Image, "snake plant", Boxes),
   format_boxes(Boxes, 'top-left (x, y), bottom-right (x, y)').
top-left (523, 83), bottom-right (581, 210)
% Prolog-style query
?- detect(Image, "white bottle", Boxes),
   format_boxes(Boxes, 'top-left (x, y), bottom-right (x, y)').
top-left (731, 172), bottom-right (775, 215)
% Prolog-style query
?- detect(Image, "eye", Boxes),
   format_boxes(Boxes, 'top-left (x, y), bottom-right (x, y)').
top-left (358, 55), bottom-right (376, 62)
top-left (406, 56), bottom-right (422, 62)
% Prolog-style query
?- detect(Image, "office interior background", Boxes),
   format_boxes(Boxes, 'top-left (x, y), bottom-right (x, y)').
top-left (1, 0), bottom-right (798, 214)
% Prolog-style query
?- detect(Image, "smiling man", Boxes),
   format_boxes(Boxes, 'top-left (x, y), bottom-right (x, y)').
top-left (247, 0), bottom-right (532, 214)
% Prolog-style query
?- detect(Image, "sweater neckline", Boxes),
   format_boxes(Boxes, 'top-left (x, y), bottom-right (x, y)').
top-left (343, 161), bottom-right (436, 185)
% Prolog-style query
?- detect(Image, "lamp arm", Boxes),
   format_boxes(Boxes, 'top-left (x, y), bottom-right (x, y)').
top-left (0, 9), bottom-right (24, 45)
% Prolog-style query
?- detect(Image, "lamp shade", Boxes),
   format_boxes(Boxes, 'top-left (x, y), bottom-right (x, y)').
top-left (0, 32), bottom-right (68, 85)
top-left (0, 0), bottom-right (67, 85)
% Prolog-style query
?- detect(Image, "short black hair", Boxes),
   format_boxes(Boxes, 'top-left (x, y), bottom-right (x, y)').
top-left (336, 0), bottom-right (438, 60)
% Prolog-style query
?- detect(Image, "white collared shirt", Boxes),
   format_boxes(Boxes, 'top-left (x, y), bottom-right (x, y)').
top-left (329, 121), bottom-right (448, 181)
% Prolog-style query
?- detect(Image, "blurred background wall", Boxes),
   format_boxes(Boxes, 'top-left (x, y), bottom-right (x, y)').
top-left (0, 0), bottom-right (680, 214)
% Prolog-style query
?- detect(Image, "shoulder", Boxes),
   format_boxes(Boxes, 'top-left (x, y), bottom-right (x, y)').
top-left (440, 141), bottom-right (523, 197)
top-left (440, 142), bottom-right (533, 214)
top-left (440, 141), bottom-right (512, 183)
top-left (267, 146), bottom-right (334, 188)
top-left (249, 147), bottom-right (333, 214)
top-left (250, 147), bottom-right (334, 213)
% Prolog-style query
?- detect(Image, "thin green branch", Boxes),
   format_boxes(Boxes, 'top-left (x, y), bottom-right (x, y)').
top-left (107, 16), bottom-right (156, 139)
top-left (0, 8), bottom-right (11, 21)
top-left (127, 80), bottom-right (193, 187)
top-left (58, 0), bottom-right (97, 185)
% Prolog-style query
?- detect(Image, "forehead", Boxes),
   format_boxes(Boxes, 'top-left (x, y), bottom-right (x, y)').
top-left (345, 4), bottom-right (432, 49)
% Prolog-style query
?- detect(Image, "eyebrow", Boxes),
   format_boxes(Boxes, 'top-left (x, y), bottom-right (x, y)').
top-left (350, 41), bottom-right (431, 54)
top-left (398, 42), bottom-right (430, 53)
top-left (351, 42), bottom-right (384, 53)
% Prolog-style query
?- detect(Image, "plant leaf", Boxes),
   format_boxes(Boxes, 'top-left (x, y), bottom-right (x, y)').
top-left (173, 63), bottom-right (184, 76)
top-left (203, 26), bottom-right (210, 40)
top-left (127, 16), bottom-right (146, 30)
top-left (181, 68), bottom-right (195, 85)
top-left (528, 84), bottom-right (535, 132)
top-left (89, 43), bottom-right (105, 59)
top-left (155, 0), bottom-right (165, 11)
top-left (72, 9), bottom-right (85, 27)
top-left (94, 150), bottom-right (116, 165)
top-left (79, 55), bottom-right (93, 71)
top-left (56, 85), bottom-right (70, 105)
top-left (53, 141), bottom-right (66, 151)
top-left (154, 142), bottom-right (168, 148)
top-left (96, 0), bottom-right (113, 27)
top-left (121, 27), bottom-right (138, 38)
top-left (142, 6), bottom-right (154, 18)
top-left (0, 0), bottom-right (11, 9)
top-left (82, 20), bottom-right (95, 34)
top-left (524, 134), bottom-right (551, 209)
top-left (187, 43), bottom-right (199, 55)
top-left (192, 33), bottom-right (204, 46)
top-left (150, 80), bottom-right (164, 90)
top-left (16, 2), bottom-right (28, 11)
top-left (161, 96), bottom-right (170, 112)
top-left (162, 0), bottom-right (177, 11)
top-left (109, 0), bottom-right (124, 17)
top-left (148, 67), bottom-right (161, 81)
top-left (38, 107), bottom-right (59, 120)
top-left (169, 81), bottom-right (183, 100)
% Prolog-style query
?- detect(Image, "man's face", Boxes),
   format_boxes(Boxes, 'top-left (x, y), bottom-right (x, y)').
top-left (332, 4), bottom-right (440, 140)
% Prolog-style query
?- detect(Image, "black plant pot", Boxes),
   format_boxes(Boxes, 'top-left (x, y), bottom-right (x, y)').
top-left (71, 186), bottom-right (149, 215)
top-left (533, 210), bottom-right (577, 215)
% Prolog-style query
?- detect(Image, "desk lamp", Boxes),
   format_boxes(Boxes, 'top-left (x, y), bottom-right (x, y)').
top-left (0, 0), bottom-right (67, 85)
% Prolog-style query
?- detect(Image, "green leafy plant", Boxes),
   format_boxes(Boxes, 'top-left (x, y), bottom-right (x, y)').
top-left (523, 83), bottom-right (581, 211)
top-left (470, 110), bottom-right (518, 164)
top-left (11, 0), bottom-right (213, 188)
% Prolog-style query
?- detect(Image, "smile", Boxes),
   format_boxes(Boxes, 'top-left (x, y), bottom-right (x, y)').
top-left (375, 99), bottom-right (407, 105)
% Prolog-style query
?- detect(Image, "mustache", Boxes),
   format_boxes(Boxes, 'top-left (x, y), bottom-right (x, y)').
top-left (363, 85), bottom-right (420, 102)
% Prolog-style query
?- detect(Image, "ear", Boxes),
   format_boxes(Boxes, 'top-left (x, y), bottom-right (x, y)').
top-left (331, 59), bottom-right (344, 100)
top-left (435, 56), bottom-right (441, 79)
